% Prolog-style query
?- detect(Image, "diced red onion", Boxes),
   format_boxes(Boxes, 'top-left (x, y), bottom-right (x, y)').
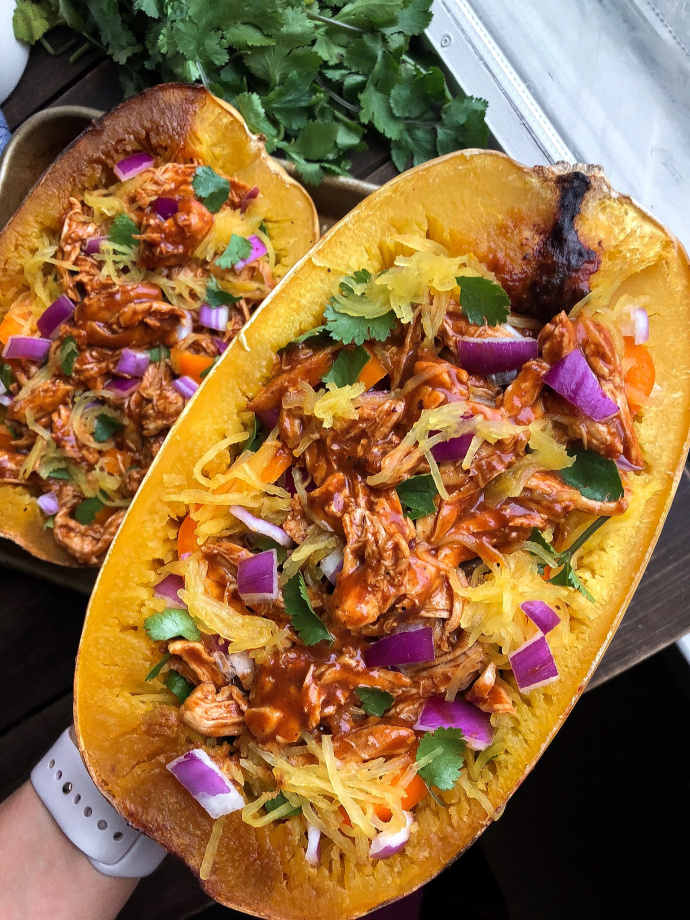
top-left (620, 306), bottom-right (649, 345)
top-left (616, 455), bottom-right (644, 472)
top-left (369, 812), bottom-right (413, 860)
top-left (237, 549), bottom-right (278, 605)
top-left (2, 336), bottom-right (51, 362)
top-left (116, 348), bottom-right (150, 378)
top-left (214, 338), bottom-right (229, 354)
top-left (199, 304), bottom-right (229, 332)
top-left (256, 408), bottom-right (279, 430)
top-left (544, 349), bottom-right (619, 421)
top-left (166, 749), bottom-right (244, 818)
top-left (319, 546), bottom-right (344, 584)
top-left (37, 294), bottom-right (75, 339)
top-left (235, 234), bottom-right (268, 270)
top-left (239, 186), bottom-right (260, 214)
top-left (152, 197), bottom-right (179, 220)
top-left (458, 336), bottom-right (538, 374)
top-left (37, 491), bottom-right (59, 515)
top-left (414, 696), bottom-right (493, 751)
top-left (520, 600), bottom-right (560, 634)
top-left (364, 627), bottom-right (435, 668)
top-left (229, 505), bottom-right (293, 548)
top-left (431, 432), bottom-right (473, 462)
top-left (85, 236), bottom-right (107, 256)
top-left (154, 573), bottom-right (186, 609)
top-left (173, 376), bottom-right (199, 399)
top-left (509, 634), bottom-right (559, 692)
top-left (174, 311), bottom-right (193, 342)
top-left (106, 376), bottom-right (139, 395)
top-left (113, 151), bottom-right (154, 181)
top-left (488, 370), bottom-right (518, 387)
top-left (0, 393), bottom-right (11, 407)
top-left (305, 823), bottom-right (321, 866)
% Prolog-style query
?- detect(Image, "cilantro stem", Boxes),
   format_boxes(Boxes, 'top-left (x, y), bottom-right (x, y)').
top-left (315, 78), bottom-right (361, 116)
top-left (560, 517), bottom-right (609, 561)
top-left (305, 13), bottom-right (366, 35)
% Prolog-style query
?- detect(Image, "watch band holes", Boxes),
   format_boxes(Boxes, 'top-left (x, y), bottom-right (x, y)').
top-left (48, 759), bottom-right (55, 769)
top-left (73, 794), bottom-right (81, 804)
top-left (55, 770), bottom-right (62, 780)
top-left (83, 806), bottom-right (92, 817)
top-left (62, 782), bottom-right (72, 794)
top-left (97, 820), bottom-right (107, 830)
top-left (113, 832), bottom-right (123, 840)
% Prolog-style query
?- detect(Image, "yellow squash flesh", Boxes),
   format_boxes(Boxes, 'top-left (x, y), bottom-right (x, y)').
top-left (0, 84), bottom-right (318, 566)
top-left (75, 152), bottom-right (690, 918)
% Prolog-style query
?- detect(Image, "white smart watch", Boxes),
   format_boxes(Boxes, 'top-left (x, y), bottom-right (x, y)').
top-left (31, 727), bottom-right (167, 878)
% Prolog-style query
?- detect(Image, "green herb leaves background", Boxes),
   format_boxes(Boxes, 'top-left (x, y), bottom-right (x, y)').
top-left (14, 0), bottom-right (488, 183)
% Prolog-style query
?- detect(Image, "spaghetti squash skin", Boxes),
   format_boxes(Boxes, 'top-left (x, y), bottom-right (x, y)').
top-left (0, 84), bottom-right (318, 566)
top-left (75, 152), bottom-right (690, 918)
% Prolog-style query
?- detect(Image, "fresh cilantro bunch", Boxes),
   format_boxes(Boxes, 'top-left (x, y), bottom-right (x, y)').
top-left (14, 0), bottom-right (489, 183)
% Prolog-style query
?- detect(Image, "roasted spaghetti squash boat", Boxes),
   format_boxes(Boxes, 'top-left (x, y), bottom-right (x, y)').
top-left (0, 84), bottom-right (318, 566)
top-left (76, 152), bottom-right (690, 918)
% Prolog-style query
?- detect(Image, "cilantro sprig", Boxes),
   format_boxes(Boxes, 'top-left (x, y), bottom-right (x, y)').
top-left (145, 651), bottom-right (171, 682)
top-left (192, 166), bottom-right (230, 213)
top-left (205, 276), bottom-right (240, 307)
top-left (17, 1), bottom-right (489, 184)
top-left (283, 573), bottom-right (333, 645)
top-left (396, 474), bottom-right (438, 521)
top-left (74, 496), bottom-right (105, 525)
top-left (355, 687), bottom-right (394, 717)
top-left (108, 213), bottom-right (138, 252)
top-left (59, 336), bottom-right (78, 376)
top-left (456, 276), bottom-right (510, 326)
top-left (144, 608), bottom-right (201, 642)
top-left (416, 728), bottom-right (466, 790)
top-left (528, 517), bottom-right (609, 603)
top-left (93, 413), bottom-right (125, 443)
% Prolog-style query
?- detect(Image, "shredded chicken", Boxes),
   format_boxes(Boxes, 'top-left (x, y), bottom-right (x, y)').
top-left (466, 662), bottom-right (515, 714)
top-left (178, 681), bottom-right (248, 737)
top-left (167, 640), bottom-right (225, 689)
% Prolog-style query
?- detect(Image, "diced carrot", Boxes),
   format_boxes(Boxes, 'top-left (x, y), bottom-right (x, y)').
top-left (623, 337), bottom-right (655, 414)
top-left (338, 805), bottom-right (352, 827)
top-left (177, 513), bottom-right (199, 557)
top-left (375, 771), bottom-right (428, 821)
top-left (0, 312), bottom-right (29, 344)
top-left (358, 353), bottom-right (388, 390)
top-left (177, 351), bottom-right (215, 385)
top-left (100, 448), bottom-right (130, 477)
top-left (259, 445), bottom-right (292, 484)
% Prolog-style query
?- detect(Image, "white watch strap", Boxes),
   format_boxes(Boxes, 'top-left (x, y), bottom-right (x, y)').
top-left (31, 728), bottom-right (167, 878)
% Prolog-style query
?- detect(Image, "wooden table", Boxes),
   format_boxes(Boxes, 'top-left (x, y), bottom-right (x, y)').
top-left (2, 40), bottom-right (690, 920)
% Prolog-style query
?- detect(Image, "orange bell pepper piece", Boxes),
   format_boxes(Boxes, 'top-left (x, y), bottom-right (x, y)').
top-left (177, 513), bottom-right (199, 557)
top-left (177, 351), bottom-right (215, 385)
top-left (623, 337), bottom-right (655, 414)
top-left (358, 353), bottom-right (388, 390)
top-left (0, 312), bottom-right (30, 344)
top-left (375, 772), bottom-right (428, 821)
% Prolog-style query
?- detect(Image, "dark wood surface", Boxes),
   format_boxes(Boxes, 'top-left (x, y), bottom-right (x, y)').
top-left (1, 45), bottom-right (689, 920)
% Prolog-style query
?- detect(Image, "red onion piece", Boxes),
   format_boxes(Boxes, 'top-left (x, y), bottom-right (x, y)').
top-left (620, 306), bottom-right (649, 344)
top-left (37, 491), bottom-right (59, 515)
top-left (319, 546), bottom-right (344, 584)
top-left (431, 432), bottom-right (473, 462)
top-left (174, 311), bottom-right (194, 342)
top-left (256, 408), bottom-right (279, 430)
top-left (369, 812), bottom-right (413, 860)
top-left (214, 338), bottom-right (229, 354)
top-left (37, 295), bottom-right (75, 339)
top-left (152, 196), bottom-right (179, 220)
top-left (113, 151), bottom-right (154, 181)
top-left (364, 627), bottom-right (435, 668)
top-left (509, 634), bottom-right (559, 692)
top-left (237, 549), bottom-right (278, 604)
top-left (199, 304), bottom-right (229, 332)
top-left (544, 349), bottom-right (619, 421)
top-left (235, 234), bottom-right (268, 270)
top-left (166, 749), bottom-right (244, 818)
top-left (84, 236), bottom-right (107, 256)
top-left (520, 600), bottom-right (560, 634)
top-left (616, 455), bottom-right (644, 472)
top-left (0, 393), bottom-right (11, 407)
top-left (172, 375), bottom-right (199, 399)
top-left (154, 573), bottom-right (186, 609)
top-left (106, 376), bottom-right (139, 395)
top-left (305, 823), bottom-right (321, 866)
top-left (239, 186), bottom-right (260, 214)
top-left (458, 336), bottom-right (538, 374)
top-left (2, 335), bottom-right (51, 362)
top-left (413, 696), bottom-right (493, 751)
top-left (229, 505), bottom-right (293, 548)
top-left (116, 348), bottom-right (150, 378)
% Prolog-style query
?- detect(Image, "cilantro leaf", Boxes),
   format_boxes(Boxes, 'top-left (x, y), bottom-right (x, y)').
top-left (283, 573), bottom-right (332, 645)
top-left (144, 608), bottom-right (201, 642)
top-left (246, 415), bottom-right (270, 453)
top-left (530, 517), bottom-right (607, 602)
top-left (396, 474), bottom-right (438, 521)
top-left (148, 345), bottom-right (171, 363)
top-left (0, 362), bottom-right (14, 390)
top-left (355, 687), bottom-right (394, 717)
top-left (416, 728), bottom-right (466, 791)
top-left (265, 791), bottom-right (301, 817)
top-left (74, 496), bottom-right (104, 525)
top-left (108, 214), bottom-right (138, 251)
top-left (92, 413), bottom-right (125, 443)
top-left (281, 327), bottom-right (332, 352)
top-left (165, 670), bottom-right (195, 703)
top-left (145, 651), bottom-right (171, 682)
top-left (216, 234), bottom-right (253, 269)
top-left (59, 336), bottom-right (78, 376)
top-left (252, 535), bottom-right (288, 564)
top-left (456, 276), bottom-right (510, 326)
top-left (48, 468), bottom-right (70, 481)
top-left (199, 357), bottom-right (220, 380)
top-left (548, 561), bottom-right (595, 603)
top-left (325, 301), bottom-right (396, 347)
top-left (192, 165), bottom-right (230, 213)
top-left (205, 276), bottom-right (240, 307)
top-left (323, 345), bottom-right (370, 387)
top-left (559, 447), bottom-right (624, 503)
